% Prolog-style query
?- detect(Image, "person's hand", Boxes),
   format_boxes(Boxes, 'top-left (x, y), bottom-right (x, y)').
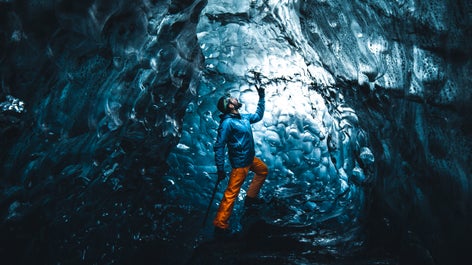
top-left (217, 170), bottom-right (226, 181)
top-left (255, 84), bottom-right (265, 98)
top-left (252, 70), bottom-right (265, 98)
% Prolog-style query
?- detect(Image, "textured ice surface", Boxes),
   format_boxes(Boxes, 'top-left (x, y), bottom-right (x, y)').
top-left (0, 0), bottom-right (470, 264)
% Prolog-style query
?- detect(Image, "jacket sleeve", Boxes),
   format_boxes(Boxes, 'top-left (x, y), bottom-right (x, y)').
top-left (214, 119), bottom-right (230, 171)
top-left (248, 96), bottom-right (265, 124)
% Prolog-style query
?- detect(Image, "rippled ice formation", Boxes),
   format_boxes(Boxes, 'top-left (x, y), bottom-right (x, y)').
top-left (166, 0), bottom-right (375, 241)
top-left (1, 0), bottom-right (470, 264)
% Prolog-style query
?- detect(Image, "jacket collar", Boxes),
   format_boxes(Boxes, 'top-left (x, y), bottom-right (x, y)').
top-left (220, 112), bottom-right (241, 120)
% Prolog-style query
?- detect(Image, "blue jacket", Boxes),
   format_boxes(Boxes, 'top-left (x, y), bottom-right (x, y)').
top-left (214, 96), bottom-right (265, 171)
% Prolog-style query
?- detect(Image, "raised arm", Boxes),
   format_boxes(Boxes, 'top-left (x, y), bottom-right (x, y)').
top-left (249, 84), bottom-right (265, 123)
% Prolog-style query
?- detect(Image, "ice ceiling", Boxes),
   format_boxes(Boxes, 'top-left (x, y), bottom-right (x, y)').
top-left (0, 0), bottom-right (471, 264)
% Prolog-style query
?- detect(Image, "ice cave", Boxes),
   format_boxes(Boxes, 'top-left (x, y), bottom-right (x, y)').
top-left (0, 0), bottom-right (471, 264)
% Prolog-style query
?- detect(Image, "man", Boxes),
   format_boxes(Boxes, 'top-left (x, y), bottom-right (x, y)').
top-left (213, 83), bottom-right (268, 236)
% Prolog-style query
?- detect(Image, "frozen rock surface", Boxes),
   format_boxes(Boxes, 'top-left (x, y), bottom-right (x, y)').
top-left (0, 0), bottom-right (470, 264)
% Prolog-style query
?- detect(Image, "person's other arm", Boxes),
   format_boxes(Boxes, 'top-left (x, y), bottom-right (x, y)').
top-left (214, 120), bottom-right (230, 172)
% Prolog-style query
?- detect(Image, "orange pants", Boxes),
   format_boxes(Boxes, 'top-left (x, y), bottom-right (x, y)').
top-left (213, 157), bottom-right (268, 229)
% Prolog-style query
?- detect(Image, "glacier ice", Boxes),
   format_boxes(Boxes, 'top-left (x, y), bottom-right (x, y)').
top-left (0, 0), bottom-right (470, 264)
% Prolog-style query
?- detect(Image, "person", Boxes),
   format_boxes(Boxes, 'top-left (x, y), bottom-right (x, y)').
top-left (213, 82), bottom-right (268, 237)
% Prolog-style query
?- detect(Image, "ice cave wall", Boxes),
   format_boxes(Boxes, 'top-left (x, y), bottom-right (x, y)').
top-left (297, 1), bottom-right (472, 263)
top-left (0, 0), bottom-right (471, 264)
top-left (172, 0), bottom-right (472, 263)
top-left (1, 0), bottom-right (207, 264)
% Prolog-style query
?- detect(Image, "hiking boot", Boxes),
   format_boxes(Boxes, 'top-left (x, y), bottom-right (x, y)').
top-left (244, 196), bottom-right (265, 207)
top-left (214, 226), bottom-right (232, 239)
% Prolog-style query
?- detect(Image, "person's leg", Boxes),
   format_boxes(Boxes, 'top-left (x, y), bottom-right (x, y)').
top-left (247, 157), bottom-right (268, 198)
top-left (213, 166), bottom-right (249, 229)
